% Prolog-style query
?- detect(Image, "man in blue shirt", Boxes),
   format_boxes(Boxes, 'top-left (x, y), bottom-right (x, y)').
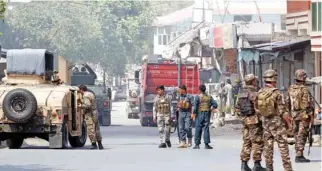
top-left (177, 85), bottom-right (194, 148)
top-left (192, 84), bottom-right (218, 149)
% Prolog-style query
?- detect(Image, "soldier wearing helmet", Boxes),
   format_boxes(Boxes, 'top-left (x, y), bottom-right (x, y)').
top-left (233, 78), bottom-right (243, 112)
top-left (287, 69), bottom-right (313, 163)
top-left (235, 74), bottom-right (265, 171)
top-left (257, 69), bottom-right (293, 171)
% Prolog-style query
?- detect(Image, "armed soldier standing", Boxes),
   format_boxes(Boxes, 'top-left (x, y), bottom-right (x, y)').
top-left (192, 84), bottom-right (218, 149)
top-left (78, 85), bottom-right (104, 150)
top-left (287, 69), bottom-right (313, 163)
top-left (177, 85), bottom-right (193, 148)
top-left (153, 85), bottom-right (173, 148)
top-left (257, 70), bottom-right (293, 171)
top-left (235, 74), bottom-right (265, 171)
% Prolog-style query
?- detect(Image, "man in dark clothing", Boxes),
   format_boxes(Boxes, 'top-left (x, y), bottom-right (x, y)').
top-left (192, 84), bottom-right (218, 149)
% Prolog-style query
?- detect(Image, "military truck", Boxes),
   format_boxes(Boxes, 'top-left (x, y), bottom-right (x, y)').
top-left (0, 49), bottom-right (87, 149)
top-left (71, 64), bottom-right (112, 126)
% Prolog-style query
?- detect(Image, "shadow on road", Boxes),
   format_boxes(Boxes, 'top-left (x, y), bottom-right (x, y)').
top-left (19, 145), bottom-right (112, 150)
top-left (309, 159), bottom-right (322, 163)
top-left (0, 164), bottom-right (55, 171)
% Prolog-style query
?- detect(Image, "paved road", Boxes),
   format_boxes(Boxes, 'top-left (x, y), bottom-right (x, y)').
top-left (0, 102), bottom-right (320, 171)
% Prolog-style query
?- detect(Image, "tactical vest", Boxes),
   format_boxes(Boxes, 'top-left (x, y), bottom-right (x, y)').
top-left (84, 91), bottom-right (97, 111)
top-left (157, 96), bottom-right (171, 114)
top-left (178, 95), bottom-right (191, 110)
top-left (237, 90), bottom-right (255, 116)
top-left (198, 94), bottom-right (211, 112)
top-left (258, 88), bottom-right (278, 117)
top-left (288, 85), bottom-right (306, 111)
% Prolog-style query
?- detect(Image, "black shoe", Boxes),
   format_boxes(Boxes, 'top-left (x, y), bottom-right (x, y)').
top-left (241, 161), bottom-right (251, 171)
top-left (205, 144), bottom-right (213, 149)
top-left (165, 140), bottom-right (171, 148)
top-left (98, 141), bottom-right (104, 150)
top-left (193, 145), bottom-right (200, 149)
top-left (90, 142), bottom-right (98, 149)
top-left (252, 161), bottom-right (266, 171)
top-left (158, 143), bottom-right (167, 148)
top-left (295, 156), bottom-right (310, 163)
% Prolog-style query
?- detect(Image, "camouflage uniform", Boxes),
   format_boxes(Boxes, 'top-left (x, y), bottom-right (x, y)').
top-left (235, 74), bottom-right (265, 171)
top-left (153, 94), bottom-right (173, 148)
top-left (83, 91), bottom-right (103, 147)
top-left (287, 69), bottom-right (312, 162)
top-left (258, 70), bottom-right (293, 171)
top-left (193, 92), bottom-right (217, 149)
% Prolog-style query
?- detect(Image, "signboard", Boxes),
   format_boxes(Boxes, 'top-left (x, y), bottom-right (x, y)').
top-left (224, 49), bottom-right (238, 74)
top-left (211, 24), bottom-right (237, 49)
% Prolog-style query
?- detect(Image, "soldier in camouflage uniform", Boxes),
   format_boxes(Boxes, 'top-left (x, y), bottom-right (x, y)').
top-left (235, 74), bottom-right (265, 171)
top-left (287, 69), bottom-right (313, 163)
top-left (153, 85), bottom-right (173, 148)
top-left (192, 84), bottom-right (218, 149)
top-left (79, 85), bottom-right (104, 150)
top-left (257, 70), bottom-right (293, 171)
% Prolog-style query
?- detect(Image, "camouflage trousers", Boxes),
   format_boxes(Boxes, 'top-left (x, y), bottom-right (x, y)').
top-left (157, 115), bottom-right (171, 143)
top-left (84, 110), bottom-right (102, 143)
top-left (240, 124), bottom-right (264, 162)
top-left (263, 116), bottom-right (293, 171)
top-left (293, 118), bottom-right (310, 156)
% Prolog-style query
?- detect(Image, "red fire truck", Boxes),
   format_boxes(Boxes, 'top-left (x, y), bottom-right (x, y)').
top-left (135, 60), bottom-right (200, 127)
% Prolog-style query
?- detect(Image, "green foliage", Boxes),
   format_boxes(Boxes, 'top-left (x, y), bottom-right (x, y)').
top-left (1, 1), bottom-right (192, 76)
top-left (1, 1), bottom-right (157, 76)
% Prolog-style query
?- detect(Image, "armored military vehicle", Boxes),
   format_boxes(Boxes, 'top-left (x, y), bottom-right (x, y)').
top-left (0, 49), bottom-right (87, 149)
top-left (71, 64), bottom-right (112, 126)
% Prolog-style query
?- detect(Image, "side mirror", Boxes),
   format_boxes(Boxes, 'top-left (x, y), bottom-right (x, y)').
top-left (134, 70), bottom-right (140, 84)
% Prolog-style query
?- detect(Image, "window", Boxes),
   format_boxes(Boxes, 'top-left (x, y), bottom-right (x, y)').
top-left (233, 15), bottom-right (252, 22)
top-left (312, 2), bottom-right (322, 31)
top-left (162, 35), bottom-right (167, 45)
top-left (280, 15), bottom-right (286, 30)
top-left (158, 35), bottom-right (162, 45)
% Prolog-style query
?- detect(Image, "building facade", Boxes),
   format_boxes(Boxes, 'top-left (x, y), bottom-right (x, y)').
top-left (286, 0), bottom-right (321, 104)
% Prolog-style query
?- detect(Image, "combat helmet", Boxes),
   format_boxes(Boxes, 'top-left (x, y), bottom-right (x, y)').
top-left (244, 74), bottom-right (258, 85)
top-left (294, 69), bottom-right (307, 82)
top-left (263, 69), bottom-right (277, 82)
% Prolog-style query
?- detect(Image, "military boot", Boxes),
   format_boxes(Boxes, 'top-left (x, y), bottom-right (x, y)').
top-left (295, 156), bottom-right (310, 163)
top-left (165, 140), bottom-right (171, 148)
top-left (193, 144), bottom-right (200, 149)
top-left (187, 138), bottom-right (192, 147)
top-left (241, 161), bottom-right (251, 171)
top-left (98, 141), bottom-right (104, 150)
top-left (205, 143), bottom-right (213, 149)
top-left (178, 141), bottom-right (187, 148)
top-left (158, 143), bottom-right (167, 148)
top-left (90, 142), bottom-right (98, 149)
top-left (252, 161), bottom-right (266, 171)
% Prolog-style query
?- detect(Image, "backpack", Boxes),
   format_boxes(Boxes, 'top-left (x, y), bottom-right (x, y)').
top-left (288, 85), bottom-right (305, 111)
top-left (258, 88), bottom-right (278, 117)
top-left (237, 91), bottom-right (255, 116)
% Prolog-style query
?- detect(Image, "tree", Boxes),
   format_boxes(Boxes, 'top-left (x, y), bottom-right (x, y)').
top-left (0, 1), bottom-right (190, 76)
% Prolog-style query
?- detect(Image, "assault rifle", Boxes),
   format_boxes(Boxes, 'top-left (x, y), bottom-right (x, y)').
top-left (307, 91), bottom-right (321, 156)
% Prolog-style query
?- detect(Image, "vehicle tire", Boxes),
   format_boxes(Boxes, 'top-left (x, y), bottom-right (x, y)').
top-left (68, 121), bottom-right (87, 148)
top-left (61, 121), bottom-right (69, 149)
top-left (140, 117), bottom-right (148, 127)
top-left (127, 113), bottom-right (132, 119)
top-left (2, 88), bottom-right (37, 123)
top-left (6, 137), bottom-right (24, 149)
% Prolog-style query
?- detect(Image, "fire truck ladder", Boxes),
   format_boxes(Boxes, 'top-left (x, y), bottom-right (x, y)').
top-left (185, 65), bottom-right (195, 94)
